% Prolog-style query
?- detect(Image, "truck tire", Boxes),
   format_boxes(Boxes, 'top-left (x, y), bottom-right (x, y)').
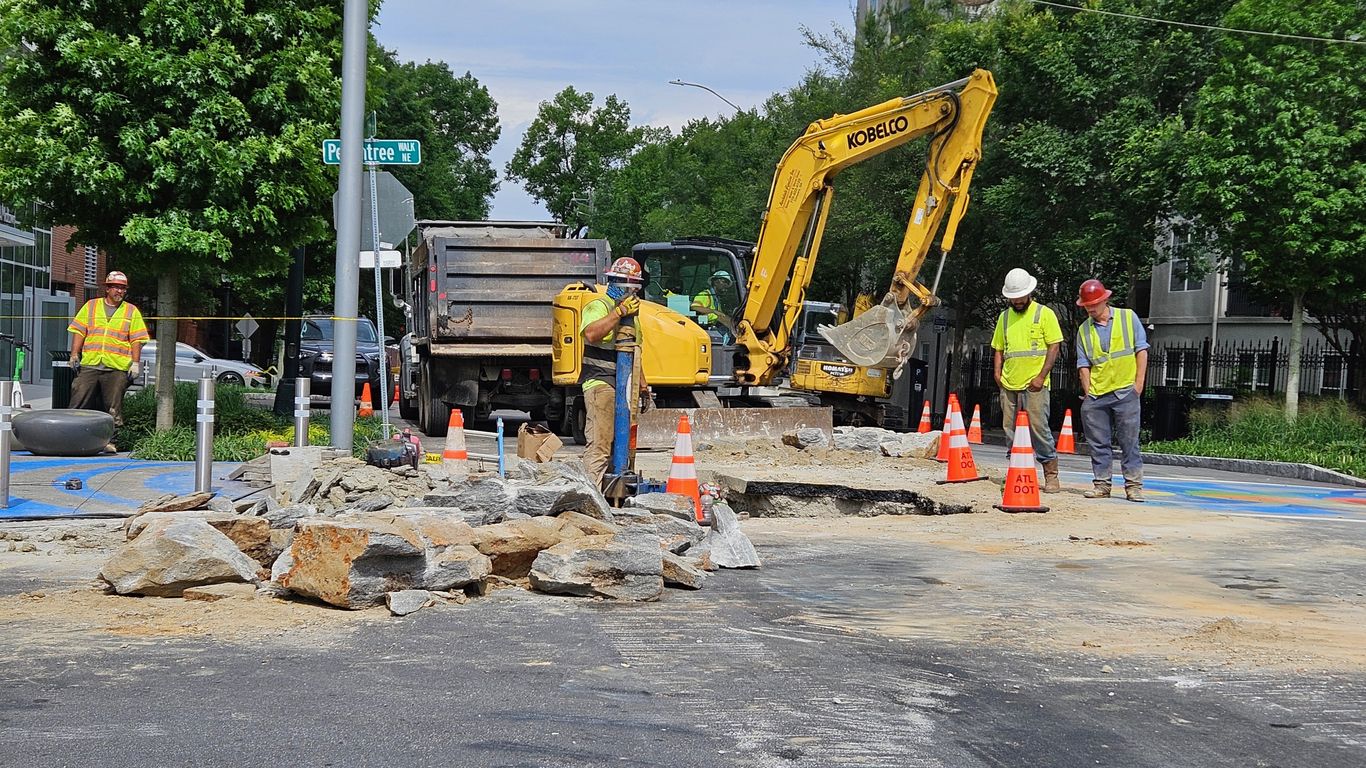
top-left (570, 397), bottom-right (587, 446)
top-left (418, 363), bottom-right (450, 437)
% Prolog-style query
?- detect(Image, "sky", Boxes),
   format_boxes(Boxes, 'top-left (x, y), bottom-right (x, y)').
top-left (373, 1), bottom-right (856, 220)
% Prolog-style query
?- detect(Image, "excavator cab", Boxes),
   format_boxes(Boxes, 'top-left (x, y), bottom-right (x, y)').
top-left (634, 238), bottom-right (750, 383)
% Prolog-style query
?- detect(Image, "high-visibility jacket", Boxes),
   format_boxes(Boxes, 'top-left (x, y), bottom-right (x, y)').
top-left (68, 299), bottom-right (150, 371)
top-left (1079, 307), bottom-right (1139, 397)
top-left (991, 301), bottom-right (1063, 390)
top-left (579, 296), bottom-right (638, 391)
top-left (692, 289), bottom-right (720, 325)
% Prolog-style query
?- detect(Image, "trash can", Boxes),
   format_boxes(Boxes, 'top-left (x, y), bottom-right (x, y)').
top-left (51, 350), bottom-right (73, 409)
top-left (1149, 386), bottom-right (1192, 441)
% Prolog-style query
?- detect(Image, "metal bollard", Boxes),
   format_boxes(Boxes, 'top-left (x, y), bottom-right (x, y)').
top-left (194, 371), bottom-right (215, 493)
top-left (496, 417), bottom-right (505, 478)
top-left (293, 376), bottom-right (311, 447)
top-left (0, 381), bottom-right (11, 508)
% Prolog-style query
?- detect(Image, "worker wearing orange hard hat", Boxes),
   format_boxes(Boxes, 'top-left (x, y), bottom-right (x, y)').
top-left (578, 257), bottom-right (647, 484)
top-left (1075, 278), bottom-right (1149, 503)
top-left (68, 271), bottom-right (150, 451)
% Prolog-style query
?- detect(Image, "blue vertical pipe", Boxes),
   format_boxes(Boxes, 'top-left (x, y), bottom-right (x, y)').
top-left (496, 416), bottom-right (506, 478)
top-left (610, 347), bottom-right (633, 475)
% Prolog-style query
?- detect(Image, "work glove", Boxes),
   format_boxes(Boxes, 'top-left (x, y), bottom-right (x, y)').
top-left (128, 361), bottom-right (140, 382)
top-left (615, 295), bottom-right (641, 318)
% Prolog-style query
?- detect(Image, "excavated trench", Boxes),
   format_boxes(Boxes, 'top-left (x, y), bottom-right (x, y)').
top-left (722, 479), bottom-right (980, 518)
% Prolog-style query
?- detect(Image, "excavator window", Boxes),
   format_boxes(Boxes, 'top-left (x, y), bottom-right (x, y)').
top-left (641, 250), bottom-right (741, 332)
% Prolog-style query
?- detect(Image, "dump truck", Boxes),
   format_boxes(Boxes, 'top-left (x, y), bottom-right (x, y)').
top-left (399, 221), bottom-right (610, 437)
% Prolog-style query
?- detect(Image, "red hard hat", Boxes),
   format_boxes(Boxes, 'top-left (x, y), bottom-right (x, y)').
top-left (1076, 278), bottom-right (1112, 307)
top-left (605, 257), bottom-right (644, 284)
top-left (105, 271), bottom-right (129, 287)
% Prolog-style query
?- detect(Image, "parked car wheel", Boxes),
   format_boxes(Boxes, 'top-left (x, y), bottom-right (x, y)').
top-left (217, 371), bottom-right (245, 386)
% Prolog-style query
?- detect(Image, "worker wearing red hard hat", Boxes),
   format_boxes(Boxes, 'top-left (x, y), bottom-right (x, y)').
top-left (67, 270), bottom-right (150, 452)
top-left (1075, 278), bottom-right (1149, 502)
top-left (578, 256), bottom-right (647, 484)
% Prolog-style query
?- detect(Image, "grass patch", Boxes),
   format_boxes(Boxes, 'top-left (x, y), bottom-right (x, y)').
top-left (1149, 396), bottom-right (1366, 478)
top-left (124, 383), bottom-right (387, 460)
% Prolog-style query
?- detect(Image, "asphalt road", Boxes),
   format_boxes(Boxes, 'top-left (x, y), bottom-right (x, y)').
top-left (2, 527), bottom-right (1362, 767)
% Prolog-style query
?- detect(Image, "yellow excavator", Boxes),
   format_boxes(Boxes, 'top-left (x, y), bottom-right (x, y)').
top-left (553, 70), bottom-right (997, 431)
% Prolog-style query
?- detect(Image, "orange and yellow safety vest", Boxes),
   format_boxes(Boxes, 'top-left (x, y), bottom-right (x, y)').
top-left (68, 299), bottom-right (150, 371)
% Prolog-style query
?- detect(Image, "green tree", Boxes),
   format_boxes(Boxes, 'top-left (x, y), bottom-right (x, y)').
top-left (1178, 0), bottom-right (1365, 417)
top-left (506, 87), bottom-right (655, 232)
top-left (0, 0), bottom-right (342, 428)
top-left (372, 44), bottom-right (500, 221)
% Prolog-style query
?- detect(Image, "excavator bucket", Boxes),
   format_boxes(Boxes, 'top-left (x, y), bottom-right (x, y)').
top-left (818, 305), bottom-right (919, 369)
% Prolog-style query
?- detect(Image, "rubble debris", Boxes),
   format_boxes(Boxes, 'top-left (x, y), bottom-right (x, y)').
top-left (617, 514), bottom-right (705, 554)
top-left (529, 529), bottom-right (664, 601)
top-left (136, 492), bottom-right (213, 515)
top-left (694, 503), bottom-right (761, 569)
top-left (625, 492), bottom-right (696, 521)
top-left (661, 552), bottom-right (708, 589)
top-left (782, 427), bottom-right (831, 450)
top-left (100, 518), bottom-right (261, 596)
top-left (471, 518), bottom-right (577, 579)
top-left (386, 589), bottom-right (436, 616)
top-left (879, 432), bottom-right (941, 459)
top-left (183, 583), bottom-right (258, 602)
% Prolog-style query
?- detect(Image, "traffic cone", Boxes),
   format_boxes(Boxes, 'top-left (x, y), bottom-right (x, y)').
top-left (916, 401), bottom-right (933, 433)
top-left (358, 382), bottom-right (375, 418)
top-left (994, 409), bottom-right (1050, 512)
top-left (967, 404), bottom-right (984, 444)
top-left (665, 413), bottom-right (703, 524)
top-left (938, 397), bottom-right (988, 485)
top-left (934, 399), bottom-right (954, 462)
top-left (392, 382), bottom-right (401, 408)
top-left (441, 408), bottom-right (468, 478)
top-left (1057, 409), bottom-right (1076, 454)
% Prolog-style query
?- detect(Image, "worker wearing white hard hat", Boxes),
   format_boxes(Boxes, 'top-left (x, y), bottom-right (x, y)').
top-left (68, 270), bottom-right (150, 452)
top-left (989, 268), bottom-right (1064, 492)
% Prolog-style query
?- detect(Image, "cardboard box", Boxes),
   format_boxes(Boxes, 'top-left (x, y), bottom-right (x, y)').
top-left (517, 423), bottom-right (563, 463)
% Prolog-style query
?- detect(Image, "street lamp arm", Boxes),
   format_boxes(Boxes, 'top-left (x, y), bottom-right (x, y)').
top-left (668, 79), bottom-right (741, 112)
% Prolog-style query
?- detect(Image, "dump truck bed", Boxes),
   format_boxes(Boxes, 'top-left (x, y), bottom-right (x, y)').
top-left (410, 223), bottom-right (609, 356)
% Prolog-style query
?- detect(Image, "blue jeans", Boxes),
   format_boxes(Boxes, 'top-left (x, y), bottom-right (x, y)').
top-left (1000, 388), bottom-right (1056, 463)
top-left (1081, 387), bottom-right (1143, 487)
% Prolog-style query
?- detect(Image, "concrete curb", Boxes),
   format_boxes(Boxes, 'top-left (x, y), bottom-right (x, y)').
top-left (1140, 452), bottom-right (1366, 489)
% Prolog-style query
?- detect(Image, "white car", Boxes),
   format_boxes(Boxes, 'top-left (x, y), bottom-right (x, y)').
top-left (140, 341), bottom-right (271, 387)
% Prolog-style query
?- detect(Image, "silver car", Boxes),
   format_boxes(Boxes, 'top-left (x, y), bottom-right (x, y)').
top-left (140, 341), bottom-right (271, 387)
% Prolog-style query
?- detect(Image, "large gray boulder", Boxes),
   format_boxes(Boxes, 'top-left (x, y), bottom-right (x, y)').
top-left (625, 492), bottom-right (696, 522)
top-left (100, 519), bottom-right (261, 597)
top-left (782, 427), bottom-right (831, 450)
top-left (618, 513), bottom-right (705, 554)
top-left (277, 518), bottom-right (427, 608)
top-left (880, 431), bottom-right (941, 459)
top-left (529, 529), bottom-right (663, 601)
top-left (833, 426), bottom-right (895, 453)
top-left (420, 477), bottom-right (512, 525)
top-left (471, 518), bottom-right (578, 579)
top-left (515, 461), bottom-right (613, 520)
top-left (694, 503), bottom-right (761, 569)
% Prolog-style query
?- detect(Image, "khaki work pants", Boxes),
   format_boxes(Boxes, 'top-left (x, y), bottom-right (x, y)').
top-left (580, 382), bottom-right (641, 485)
top-left (999, 387), bottom-right (1056, 463)
top-left (70, 367), bottom-right (132, 427)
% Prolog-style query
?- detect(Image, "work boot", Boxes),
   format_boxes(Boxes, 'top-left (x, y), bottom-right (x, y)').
top-left (1041, 460), bottom-right (1061, 494)
top-left (1083, 481), bottom-right (1111, 499)
top-left (1125, 485), bottom-right (1145, 503)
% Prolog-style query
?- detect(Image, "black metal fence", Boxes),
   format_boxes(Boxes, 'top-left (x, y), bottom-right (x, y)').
top-left (956, 339), bottom-right (1361, 441)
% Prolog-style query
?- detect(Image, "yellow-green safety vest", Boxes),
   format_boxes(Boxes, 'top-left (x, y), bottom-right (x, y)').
top-left (68, 299), bottom-right (149, 371)
top-left (1080, 308), bottom-right (1138, 397)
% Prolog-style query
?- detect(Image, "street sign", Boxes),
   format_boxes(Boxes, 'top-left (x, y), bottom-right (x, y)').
top-left (235, 313), bottom-right (259, 339)
top-left (332, 171), bottom-right (416, 246)
top-left (933, 315), bottom-right (948, 334)
top-left (360, 250), bottom-right (402, 269)
top-left (322, 138), bottom-right (422, 166)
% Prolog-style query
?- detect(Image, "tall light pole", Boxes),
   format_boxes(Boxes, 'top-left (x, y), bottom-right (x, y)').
top-left (668, 79), bottom-right (741, 113)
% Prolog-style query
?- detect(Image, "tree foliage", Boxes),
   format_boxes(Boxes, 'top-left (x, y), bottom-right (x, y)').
top-left (505, 87), bottom-right (655, 232)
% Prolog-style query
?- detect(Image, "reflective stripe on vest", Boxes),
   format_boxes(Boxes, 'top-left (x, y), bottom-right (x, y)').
top-left (78, 299), bottom-right (137, 370)
top-left (1081, 308), bottom-right (1138, 396)
top-left (1001, 304), bottom-right (1047, 359)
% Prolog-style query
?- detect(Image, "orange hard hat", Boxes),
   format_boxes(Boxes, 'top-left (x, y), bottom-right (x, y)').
top-left (1076, 278), bottom-right (1112, 307)
top-left (605, 257), bottom-right (644, 284)
top-left (105, 271), bottom-right (129, 287)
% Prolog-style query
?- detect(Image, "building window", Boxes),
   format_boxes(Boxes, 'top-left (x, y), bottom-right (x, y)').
top-left (1168, 230), bottom-right (1204, 292)
top-left (1235, 352), bottom-right (1273, 392)
top-left (84, 244), bottom-right (98, 286)
top-left (1321, 354), bottom-right (1347, 397)
top-left (1163, 349), bottom-right (1200, 387)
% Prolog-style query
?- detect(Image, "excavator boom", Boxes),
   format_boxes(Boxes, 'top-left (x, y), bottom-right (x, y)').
top-left (732, 70), bottom-right (997, 383)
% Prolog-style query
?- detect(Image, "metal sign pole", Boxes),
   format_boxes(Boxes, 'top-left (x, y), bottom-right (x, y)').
top-left (368, 162), bottom-right (391, 440)
top-left (195, 371), bottom-right (215, 493)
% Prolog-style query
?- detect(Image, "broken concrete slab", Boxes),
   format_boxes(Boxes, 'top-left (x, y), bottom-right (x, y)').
top-left (880, 431), bottom-right (941, 459)
top-left (277, 518), bottom-right (427, 609)
top-left (694, 503), bottom-right (760, 569)
top-left (470, 518), bottom-right (576, 579)
top-left (183, 582), bottom-right (258, 602)
top-left (528, 530), bottom-right (664, 601)
top-left (100, 518), bottom-right (262, 597)
top-left (270, 446), bottom-right (325, 497)
top-left (386, 589), bottom-right (435, 616)
top-left (135, 491), bottom-right (213, 515)
top-left (625, 492), bottom-right (696, 521)
top-left (662, 551), bottom-right (708, 589)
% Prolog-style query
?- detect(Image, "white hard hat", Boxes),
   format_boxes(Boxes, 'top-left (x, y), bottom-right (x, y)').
top-left (1001, 268), bottom-right (1037, 299)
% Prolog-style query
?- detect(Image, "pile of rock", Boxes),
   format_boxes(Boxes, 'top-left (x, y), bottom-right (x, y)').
top-left (783, 426), bottom-right (940, 458)
top-left (99, 458), bottom-right (760, 615)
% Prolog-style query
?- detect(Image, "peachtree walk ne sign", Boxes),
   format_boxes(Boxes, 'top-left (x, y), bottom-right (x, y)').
top-left (322, 139), bottom-right (422, 166)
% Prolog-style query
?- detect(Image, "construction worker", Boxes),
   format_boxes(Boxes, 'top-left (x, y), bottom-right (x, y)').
top-left (1075, 278), bottom-right (1149, 502)
top-left (68, 271), bottom-right (150, 448)
top-left (579, 257), bottom-right (646, 484)
top-left (691, 270), bottom-right (736, 333)
top-left (991, 268), bottom-right (1064, 493)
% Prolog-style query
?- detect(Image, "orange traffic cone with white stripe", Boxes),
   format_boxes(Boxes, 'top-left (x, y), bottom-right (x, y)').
top-left (358, 382), bottom-right (375, 418)
top-left (938, 396), bottom-right (988, 485)
top-left (994, 409), bottom-right (1050, 513)
top-left (967, 404), bottom-right (984, 444)
top-left (934, 400), bottom-right (954, 462)
top-left (916, 401), bottom-right (933, 433)
top-left (665, 413), bottom-right (703, 523)
top-left (442, 408), bottom-right (469, 479)
top-left (1057, 409), bottom-right (1076, 454)
top-left (392, 382), bottom-right (401, 408)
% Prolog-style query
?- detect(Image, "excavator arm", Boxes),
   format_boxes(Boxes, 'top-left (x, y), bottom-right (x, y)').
top-left (732, 69), bottom-right (997, 384)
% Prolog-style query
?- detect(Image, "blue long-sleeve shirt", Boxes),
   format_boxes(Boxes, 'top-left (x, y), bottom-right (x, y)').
top-left (1075, 308), bottom-right (1149, 368)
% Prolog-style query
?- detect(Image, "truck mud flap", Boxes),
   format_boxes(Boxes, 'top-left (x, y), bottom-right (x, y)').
top-left (635, 407), bottom-right (834, 451)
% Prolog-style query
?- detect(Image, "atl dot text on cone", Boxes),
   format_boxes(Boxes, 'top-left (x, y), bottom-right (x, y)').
top-left (994, 409), bottom-right (1050, 513)
top-left (938, 395), bottom-right (988, 485)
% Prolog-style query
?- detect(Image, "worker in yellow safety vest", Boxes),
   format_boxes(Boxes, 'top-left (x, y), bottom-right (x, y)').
top-left (991, 268), bottom-right (1064, 492)
top-left (1075, 278), bottom-right (1149, 502)
top-left (690, 270), bottom-right (736, 333)
top-left (68, 271), bottom-right (150, 450)
top-left (578, 257), bottom-right (647, 485)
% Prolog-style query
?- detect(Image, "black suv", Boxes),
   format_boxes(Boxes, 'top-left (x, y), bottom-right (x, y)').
top-left (298, 316), bottom-right (387, 403)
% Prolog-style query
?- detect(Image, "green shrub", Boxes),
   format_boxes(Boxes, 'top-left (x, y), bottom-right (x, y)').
top-left (1151, 396), bottom-right (1366, 478)
top-left (127, 396), bottom-right (390, 461)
